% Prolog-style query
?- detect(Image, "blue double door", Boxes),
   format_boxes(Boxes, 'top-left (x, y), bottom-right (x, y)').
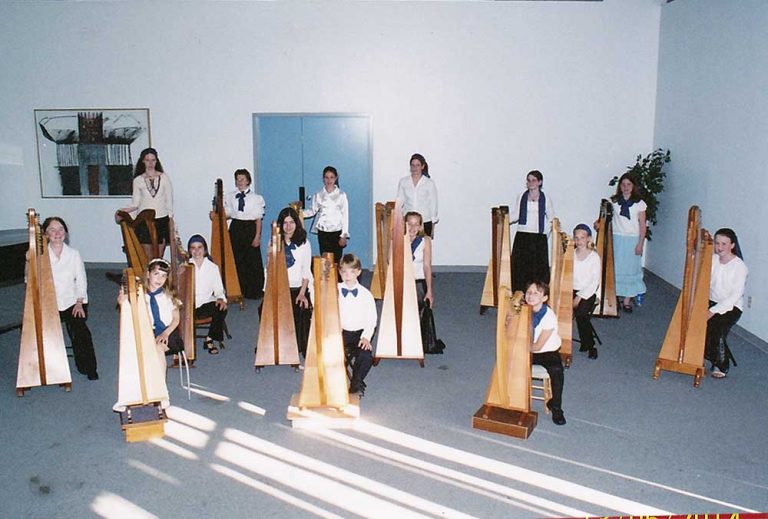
top-left (253, 115), bottom-right (372, 267)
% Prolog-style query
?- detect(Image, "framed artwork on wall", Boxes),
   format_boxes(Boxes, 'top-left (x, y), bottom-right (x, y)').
top-left (34, 108), bottom-right (151, 198)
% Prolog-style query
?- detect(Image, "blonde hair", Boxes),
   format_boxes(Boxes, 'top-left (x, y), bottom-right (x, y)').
top-left (405, 211), bottom-right (426, 238)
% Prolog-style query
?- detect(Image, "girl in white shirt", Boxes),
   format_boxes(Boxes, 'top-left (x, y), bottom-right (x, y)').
top-left (42, 217), bottom-right (98, 380)
top-left (610, 173), bottom-right (647, 312)
top-left (396, 154), bottom-right (438, 238)
top-left (187, 235), bottom-right (228, 355)
top-left (572, 224), bottom-right (601, 360)
top-left (304, 166), bottom-right (349, 264)
top-left (277, 207), bottom-right (313, 357)
top-left (511, 170), bottom-right (554, 292)
top-left (406, 211), bottom-right (434, 310)
top-left (706, 228), bottom-right (748, 378)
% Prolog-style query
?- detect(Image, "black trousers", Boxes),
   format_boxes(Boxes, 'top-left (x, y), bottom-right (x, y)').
top-left (136, 216), bottom-right (169, 245)
top-left (195, 301), bottom-right (228, 342)
top-left (573, 290), bottom-right (597, 350)
top-left (511, 232), bottom-right (549, 293)
top-left (290, 287), bottom-right (312, 358)
top-left (318, 230), bottom-right (345, 264)
top-left (423, 221), bottom-right (434, 238)
top-left (229, 219), bottom-right (264, 299)
top-left (59, 304), bottom-right (97, 376)
top-left (532, 350), bottom-right (564, 411)
top-left (158, 328), bottom-right (184, 356)
top-left (342, 329), bottom-right (374, 392)
top-left (704, 304), bottom-right (741, 373)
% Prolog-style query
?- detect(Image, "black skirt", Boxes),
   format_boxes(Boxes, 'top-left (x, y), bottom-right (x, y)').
top-left (136, 216), bottom-right (170, 245)
top-left (511, 231), bottom-right (549, 292)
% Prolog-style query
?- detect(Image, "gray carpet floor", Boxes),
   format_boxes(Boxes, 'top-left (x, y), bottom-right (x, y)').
top-left (1, 268), bottom-right (766, 518)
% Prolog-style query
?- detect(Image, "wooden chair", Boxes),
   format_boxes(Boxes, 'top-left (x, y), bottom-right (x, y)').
top-left (530, 364), bottom-right (553, 415)
top-left (210, 178), bottom-right (244, 309)
top-left (371, 201), bottom-right (395, 300)
top-left (593, 199), bottom-right (619, 318)
top-left (653, 206), bottom-right (713, 387)
top-left (480, 206), bottom-right (512, 314)
top-left (549, 218), bottom-right (574, 368)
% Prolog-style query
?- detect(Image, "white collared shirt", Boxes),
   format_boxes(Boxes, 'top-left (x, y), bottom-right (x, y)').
top-left (144, 289), bottom-right (175, 329)
top-left (573, 250), bottom-right (601, 300)
top-left (611, 199), bottom-right (647, 236)
top-left (513, 191), bottom-right (554, 234)
top-left (534, 306), bottom-right (562, 353)
top-left (304, 186), bottom-right (349, 237)
top-left (131, 173), bottom-right (174, 218)
top-left (191, 257), bottom-right (226, 308)
top-left (710, 255), bottom-right (748, 314)
top-left (338, 282), bottom-right (378, 340)
top-left (286, 240), bottom-right (313, 289)
top-left (396, 175), bottom-right (439, 223)
top-left (48, 243), bottom-right (88, 311)
top-left (224, 188), bottom-right (265, 221)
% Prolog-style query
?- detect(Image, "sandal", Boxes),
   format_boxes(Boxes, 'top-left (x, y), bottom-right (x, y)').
top-left (204, 339), bottom-right (219, 355)
top-left (711, 368), bottom-right (726, 379)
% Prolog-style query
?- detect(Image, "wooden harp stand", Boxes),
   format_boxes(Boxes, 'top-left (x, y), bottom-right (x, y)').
top-left (255, 223), bottom-right (300, 372)
top-left (288, 254), bottom-right (359, 427)
top-left (169, 218), bottom-right (196, 365)
top-left (473, 291), bottom-right (537, 439)
top-left (373, 201), bottom-right (424, 367)
top-left (210, 178), bottom-right (244, 309)
top-left (549, 218), bottom-right (574, 368)
top-left (371, 201), bottom-right (395, 300)
top-left (114, 269), bottom-right (169, 442)
top-left (480, 206), bottom-right (512, 314)
top-left (115, 209), bottom-right (158, 272)
top-left (593, 199), bottom-right (619, 318)
top-left (16, 209), bottom-right (72, 396)
top-left (653, 206), bottom-right (713, 387)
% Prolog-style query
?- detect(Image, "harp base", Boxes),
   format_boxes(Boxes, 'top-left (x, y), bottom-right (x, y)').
top-left (372, 356), bottom-right (425, 368)
top-left (16, 382), bottom-right (71, 397)
top-left (254, 364), bottom-right (300, 373)
top-left (479, 305), bottom-right (493, 315)
top-left (287, 393), bottom-right (360, 429)
top-left (118, 405), bottom-right (168, 443)
top-left (472, 405), bottom-right (538, 440)
top-left (653, 358), bottom-right (705, 388)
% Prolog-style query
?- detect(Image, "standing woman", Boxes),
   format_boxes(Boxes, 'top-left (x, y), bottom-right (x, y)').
top-left (42, 217), bottom-right (98, 380)
top-left (406, 212), bottom-right (434, 314)
top-left (706, 228), bottom-right (747, 379)
top-left (277, 207), bottom-right (313, 358)
top-left (187, 235), bottom-right (228, 355)
top-left (610, 173), bottom-right (646, 312)
top-left (117, 147), bottom-right (174, 259)
top-left (510, 170), bottom-right (554, 292)
top-left (303, 166), bottom-right (349, 264)
top-left (396, 154), bottom-right (438, 238)
top-left (224, 169), bottom-right (266, 299)
top-left (572, 224), bottom-right (601, 360)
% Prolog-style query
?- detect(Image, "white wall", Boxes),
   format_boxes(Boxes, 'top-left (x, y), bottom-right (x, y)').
top-left (651, 0), bottom-right (768, 341)
top-left (0, 0), bottom-right (661, 266)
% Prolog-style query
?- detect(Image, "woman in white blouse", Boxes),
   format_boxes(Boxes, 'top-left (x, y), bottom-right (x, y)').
top-left (572, 224), bottom-right (601, 360)
top-left (510, 170), bottom-right (554, 292)
top-left (117, 147), bottom-right (174, 259)
top-left (406, 211), bottom-right (433, 310)
top-left (396, 154), bottom-right (438, 238)
top-left (706, 228), bottom-right (748, 379)
top-left (187, 234), bottom-right (228, 355)
top-left (610, 173), bottom-right (647, 313)
top-left (303, 166), bottom-right (349, 264)
top-left (277, 206), bottom-right (313, 357)
top-left (42, 217), bottom-right (98, 380)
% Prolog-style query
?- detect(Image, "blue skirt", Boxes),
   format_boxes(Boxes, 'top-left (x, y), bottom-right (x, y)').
top-left (613, 234), bottom-right (645, 298)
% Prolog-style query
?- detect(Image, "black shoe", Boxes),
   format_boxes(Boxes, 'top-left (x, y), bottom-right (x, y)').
top-left (551, 408), bottom-right (566, 425)
top-left (622, 304), bottom-right (633, 313)
top-left (579, 343), bottom-right (590, 352)
top-left (87, 372), bottom-right (99, 380)
top-left (588, 348), bottom-right (598, 360)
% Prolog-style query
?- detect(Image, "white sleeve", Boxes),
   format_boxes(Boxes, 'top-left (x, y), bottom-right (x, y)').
top-left (429, 180), bottom-right (438, 223)
top-left (303, 193), bottom-right (319, 219)
top-left (300, 242), bottom-right (313, 281)
top-left (395, 178), bottom-right (406, 205)
top-left (131, 177), bottom-right (142, 211)
top-left (213, 264), bottom-right (226, 300)
top-left (74, 250), bottom-right (88, 303)
top-left (576, 252), bottom-right (601, 300)
top-left (710, 261), bottom-right (748, 315)
top-left (362, 290), bottom-right (378, 340)
top-left (164, 175), bottom-right (174, 217)
top-left (341, 192), bottom-right (350, 238)
top-left (223, 191), bottom-right (234, 218)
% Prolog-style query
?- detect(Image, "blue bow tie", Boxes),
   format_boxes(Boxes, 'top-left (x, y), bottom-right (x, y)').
top-left (236, 191), bottom-right (247, 211)
top-left (342, 287), bottom-right (358, 298)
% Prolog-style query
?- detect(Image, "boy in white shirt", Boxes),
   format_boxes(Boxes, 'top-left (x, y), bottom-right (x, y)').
top-left (338, 254), bottom-right (377, 396)
top-left (525, 280), bottom-right (566, 426)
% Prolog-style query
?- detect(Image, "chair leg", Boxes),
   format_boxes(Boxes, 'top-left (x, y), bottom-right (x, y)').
top-left (543, 378), bottom-right (552, 415)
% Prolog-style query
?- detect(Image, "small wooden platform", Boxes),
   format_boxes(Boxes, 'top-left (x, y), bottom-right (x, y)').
top-left (118, 405), bottom-right (167, 443)
top-left (654, 358), bottom-right (705, 388)
top-left (16, 382), bottom-right (71, 397)
top-left (472, 405), bottom-right (538, 440)
top-left (287, 393), bottom-right (360, 429)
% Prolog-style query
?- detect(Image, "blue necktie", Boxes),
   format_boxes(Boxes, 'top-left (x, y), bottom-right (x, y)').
top-left (285, 242), bottom-right (297, 268)
top-left (148, 287), bottom-right (167, 337)
top-left (236, 191), bottom-right (246, 212)
top-left (342, 287), bottom-right (358, 298)
top-left (411, 236), bottom-right (423, 260)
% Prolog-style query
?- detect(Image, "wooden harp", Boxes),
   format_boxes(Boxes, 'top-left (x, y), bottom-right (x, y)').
top-left (548, 218), bottom-right (574, 368)
top-left (115, 209), bottom-right (158, 272)
top-left (373, 200), bottom-right (424, 367)
top-left (653, 206), bottom-right (713, 387)
top-left (255, 222), bottom-right (300, 371)
top-left (480, 206), bottom-right (512, 314)
top-left (473, 290), bottom-right (537, 439)
top-left (16, 209), bottom-right (72, 396)
top-left (210, 179), bottom-right (244, 308)
top-left (370, 201), bottom-right (395, 300)
top-left (593, 199), bottom-right (619, 318)
top-left (169, 218), bottom-right (196, 363)
top-left (288, 254), bottom-right (359, 424)
top-left (114, 269), bottom-right (169, 441)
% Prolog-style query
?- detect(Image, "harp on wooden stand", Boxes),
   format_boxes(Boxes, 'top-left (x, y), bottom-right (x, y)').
top-left (549, 218), bottom-right (574, 368)
top-left (114, 269), bottom-right (169, 442)
top-left (169, 218), bottom-right (196, 367)
top-left (593, 199), bottom-right (619, 318)
top-left (473, 291), bottom-right (537, 439)
top-left (115, 209), bottom-right (158, 273)
top-left (371, 201), bottom-right (395, 300)
top-left (288, 254), bottom-right (359, 427)
top-left (653, 206), bottom-right (713, 388)
top-left (254, 223), bottom-right (300, 372)
top-left (210, 178), bottom-right (244, 309)
top-left (373, 201), bottom-right (424, 367)
top-left (480, 206), bottom-right (512, 314)
top-left (16, 209), bottom-right (72, 396)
